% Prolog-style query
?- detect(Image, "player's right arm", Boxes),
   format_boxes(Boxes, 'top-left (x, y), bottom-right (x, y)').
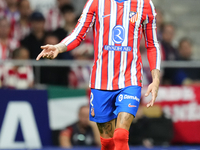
top-left (142, 0), bottom-right (161, 107)
top-left (36, 0), bottom-right (97, 60)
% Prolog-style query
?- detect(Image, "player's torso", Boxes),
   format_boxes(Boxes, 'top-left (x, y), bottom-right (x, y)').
top-left (93, 0), bottom-right (147, 54)
top-left (90, 0), bottom-right (149, 90)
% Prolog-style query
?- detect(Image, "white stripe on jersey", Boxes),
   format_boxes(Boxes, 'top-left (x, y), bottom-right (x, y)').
top-left (131, 0), bottom-right (144, 85)
top-left (61, 0), bottom-right (93, 45)
top-left (107, 0), bottom-right (117, 90)
top-left (150, 0), bottom-right (161, 70)
top-left (95, 0), bottom-right (105, 89)
top-left (118, 0), bottom-right (131, 89)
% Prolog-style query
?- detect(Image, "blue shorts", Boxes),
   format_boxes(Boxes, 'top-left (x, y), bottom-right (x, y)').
top-left (89, 86), bottom-right (141, 123)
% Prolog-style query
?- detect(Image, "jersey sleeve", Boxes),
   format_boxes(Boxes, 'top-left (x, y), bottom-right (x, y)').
top-left (60, 0), bottom-right (96, 51)
top-left (142, 0), bottom-right (161, 71)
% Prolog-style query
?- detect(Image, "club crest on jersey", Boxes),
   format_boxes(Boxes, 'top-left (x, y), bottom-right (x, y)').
top-left (129, 11), bottom-right (138, 23)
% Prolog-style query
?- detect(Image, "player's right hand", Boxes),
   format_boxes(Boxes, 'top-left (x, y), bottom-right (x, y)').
top-left (145, 69), bottom-right (160, 108)
top-left (36, 44), bottom-right (59, 60)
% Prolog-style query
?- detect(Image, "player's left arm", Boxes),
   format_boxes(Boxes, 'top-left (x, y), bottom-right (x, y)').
top-left (142, 0), bottom-right (161, 107)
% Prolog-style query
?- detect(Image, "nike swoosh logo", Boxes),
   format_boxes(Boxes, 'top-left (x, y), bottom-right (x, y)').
top-left (128, 103), bottom-right (137, 107)
top-left (102, 14), bottom-right (111, 18)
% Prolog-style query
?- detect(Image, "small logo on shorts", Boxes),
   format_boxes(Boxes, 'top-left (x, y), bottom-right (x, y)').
top-left (91, 107), bottom-right (95, 117)
top-left (119, 94), bottom-right (123, 102)
top-left (128, 103), bottom-right (137, 107)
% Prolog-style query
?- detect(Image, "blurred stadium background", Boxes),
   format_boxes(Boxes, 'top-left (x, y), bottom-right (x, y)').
top-left (0, 0), bottom-right (200, 149)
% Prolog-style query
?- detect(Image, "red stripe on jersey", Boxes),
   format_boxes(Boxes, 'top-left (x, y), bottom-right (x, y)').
top-left (100, 0), bottom-right (111, 89)
top-left (113, 3), bottom-right (124, 89)
top-left (136, 0), bottom-right (144, 86)
top-left (136, 52), bottom-right (142, 87)
top-left (136, 27), bottom-right (143, 87)
top-left (90, 1), bottom-right (99, 89)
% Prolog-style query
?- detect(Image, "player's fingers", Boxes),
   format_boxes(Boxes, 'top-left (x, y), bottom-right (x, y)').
top-left (146, 92), bottom-right (156, 108)
top-left (44, 51), bottom-right (55, 59)
top-left (41, 45), bottom-right (49, 49)
top-left (150, 91), bottom-right (156, 107)
top-left (145, 87), bottom-right (151, 97)
top-left (42, 53), bottom-right (47, 58)
top-left (151, 96), bottom-right (156, 107)
top-left (146, 99), bottom-right (154, 108)
top-left (52, 50), bottom-right (59, 59)
top-left (147, 102), bottom-right (151, 108)
top-left (36, 52), bottom-right (44, 60)
top-left (48, 52), bottom-right (54, 59)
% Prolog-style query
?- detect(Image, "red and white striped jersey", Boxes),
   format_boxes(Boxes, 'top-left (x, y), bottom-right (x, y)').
top-left (61, 0), bottom-right (161, 90)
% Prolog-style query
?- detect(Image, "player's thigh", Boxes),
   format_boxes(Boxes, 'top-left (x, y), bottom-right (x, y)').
top-left (114, 86), bottom-right (141, 130)
top-left (96, 119), bottom-right (116, 138)
top-left (116, 112), bottom-right (134, 131)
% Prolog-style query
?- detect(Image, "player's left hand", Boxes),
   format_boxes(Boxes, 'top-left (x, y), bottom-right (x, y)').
top-left (145, 79), bottom-right (159, 108)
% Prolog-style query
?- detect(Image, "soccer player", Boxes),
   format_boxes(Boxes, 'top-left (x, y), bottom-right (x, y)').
top-left (36, 0), bottom-right (161, 149)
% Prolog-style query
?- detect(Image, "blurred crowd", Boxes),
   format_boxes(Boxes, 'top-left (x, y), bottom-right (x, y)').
top-left (0, 0), bottom-right (92, 89)
top-left (0, 0), bottom-right (199, 89)
top-left (140, 8), bottom-right (200, 86)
